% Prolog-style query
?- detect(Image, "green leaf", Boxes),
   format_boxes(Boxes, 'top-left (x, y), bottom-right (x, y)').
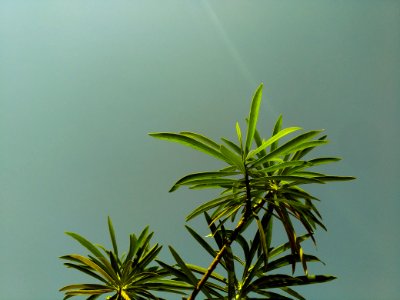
top-left (67, 254), bottom-right (117, 284)
top-left (107, 217), bottom-right (118, 259)
top-left (255, 216), bottom-right (269, 270)
top-left (251, 161), bottom-right (309, 176)
top-left (148, 132), bottom-right (225, 162)
top-left (246, 127), bottom-right (302, 160)
top-left (186, 264), bottom-right (226, 284)
top-left (60, 284), bottom-right (112, 292)
top-left (245, 83), bottom-right (263, 154)
top-left (314, 175), bottom-right (356, 182)
top-left (251, 130), bottom-right (323, 168)
top-left (179, 132), bottom-right (220, 150)
top-left (266, 254), bottom-right (322, 272)
top-left (251, 175), bottom-right (324, 185)
top-left (271, 115), bottom-right (283, 152)
top-left (220, 145), bottom-right (245, 172)
top-left (280, 287), bottom-right (306, 300)
top-left (186, 192), bottom-right (243, 221)
top-left (185, 226), bottom-right (216, 258)
top-left (168, 246), bottom-right (198, 286)
top-left (288, 140), bottom-right (329, 154)
top-left (221, 138), bottom-right (242, 155)
top-left (269, 234), bottom-right (311, 259)
top-left (308, 157), bottom-right (341, 166)
top-left (65, 232), bottom-right (106, 260)
top-left (61, 261), bottom-right (109, 284)
top-left (169, 171), bottom-right (239, 192)
top-left (236, 122), bottom-right (243, 151)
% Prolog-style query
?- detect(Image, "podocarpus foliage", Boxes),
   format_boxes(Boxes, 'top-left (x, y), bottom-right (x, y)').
top-left (60, 84), bottom-right (354, 300)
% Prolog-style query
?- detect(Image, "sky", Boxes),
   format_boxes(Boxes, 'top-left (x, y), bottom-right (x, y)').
top-left (0, 1), bottom-right (399, 299)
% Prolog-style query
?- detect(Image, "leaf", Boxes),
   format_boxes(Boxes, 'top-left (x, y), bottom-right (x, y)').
top-left (257, 161), bottom-right (309, 175)
top-left (253, 128), bottom-right (268, 159)
top-left (246, 127), bottom-right (302, 160)
top-left (288, 140), bottom-right (329, 154)
top-left (186, 264), bottom-right (226, 283)
top-left (186, 192), bottom-right (242, 221)
top-left (255, 216), bottom-right (269, 270)
top-left (148, 132), bottom-right (226, 162)
top-left (60, 284), bottom-right (112, 292)
top-left (291, 135), bottom-right (327, 161)
top-left (251, 175), bottom-right (324, 185)
top-left (61, 261), bottom-right (109, 284)
top-left (245, 83), bottom-right (263, 153)
top-left (169, 171), bottom-right (239, 192)
top-left (269, 234), bottom-right (311, 259)
top-left (280, 287), bottom-right (306, 300)
top-left (266, 254), bottom-right (322, 272)
top-left (65, 232), bottom-right (106, 260)
top-left (173, 171), bottom-right (240, 187)
top-left (185, 226), bottom-right (216, 258)
top-left (220, 145), bottom-right (245, 172)
top-left (314, 175), bottom-right (356, 182)
top-left (271, 115), bottom-right (283, 152)
top-left (67, 254), bottom-right (117, 284)
top-left (179, 132), bottom-right (220, 150)
top-left (136, 244), bottom-right (162, 270)
top-left (107, 217), bottom-right (118, 259)
top-left (221, 138), bottom-right (242, 155)
top-left (168, 246), bottom-right (198, 286)
top-left (308, 157), bottom-right (341, 166)
top-left (251, 130), bottom-right (323, 168)
top-left (236, 122), bottom-right (243, 151)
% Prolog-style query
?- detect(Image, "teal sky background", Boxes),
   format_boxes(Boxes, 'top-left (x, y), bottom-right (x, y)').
top-left (1, 1), bottom-right (399, 299)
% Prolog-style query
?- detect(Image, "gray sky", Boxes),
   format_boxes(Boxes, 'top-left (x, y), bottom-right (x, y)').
top-left (1, 1), bottom-right (399, 299)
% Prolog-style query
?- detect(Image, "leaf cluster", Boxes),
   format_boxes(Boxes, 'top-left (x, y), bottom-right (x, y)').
top-left (60, 84), bottom-right (354, 300)
top-left (60, 217), bottom-right (189, 300)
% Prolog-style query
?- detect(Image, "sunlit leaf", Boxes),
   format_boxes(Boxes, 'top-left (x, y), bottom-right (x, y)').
top-left (247, 127), bottom-right (302, 160)
top-left (245, 83), bottom-right (263, 154)
top-left (149, 132), bottom-right (226, 162)
top-left (220, 145), bottom-right (245, 172)
top-left (251, 130), bottom-right (323, 168)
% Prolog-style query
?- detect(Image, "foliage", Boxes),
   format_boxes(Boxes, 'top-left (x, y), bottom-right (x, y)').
top-left (60, 217), bottom-right (189, 300)
top-left (60, 83), bottom-right (354, 300)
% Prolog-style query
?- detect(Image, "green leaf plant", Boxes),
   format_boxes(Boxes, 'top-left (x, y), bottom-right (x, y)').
top-left (60, 217), bottom-right (190, 300)
top-left (61, 83), bottom-right (354, 300)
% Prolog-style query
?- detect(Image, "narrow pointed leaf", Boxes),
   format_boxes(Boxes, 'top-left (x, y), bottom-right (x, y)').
top-left (280, 287), bottom-right (306, 300)
top-left (308, 157), bottom-right (341, 166)
top-left (271, 115), bottom-right (283, 151)
top-left (179, 132), bottom-right (220, 150)
top-left (247, 127), bottom-right (302, 160)
top-left (220, 145), bottom-right (245, 172)
top-left (186, 192), bottom-right (242, 221)
top-left (245, 83), bottom-right (263, 153)
top-left (107, 217), bottom-right (118, 259)
top-left (168, 246), bottom-right (198, 285)
top-left (65, 232), bottom-right (106, 260)
top-left (170, 171), bottom-right (239, 192)
top-left (236, 121), bottom-right (243, 151)
top-left (67, 254), bottom-right (117, 284)
top-left (251, 130), bottom-right (323, 168)
top-left (221, 137), bottom-right (242, 155)
top-left (148, 133), bottom-right (225, 162)
top-left (185, 226), bottom-right (216, 258)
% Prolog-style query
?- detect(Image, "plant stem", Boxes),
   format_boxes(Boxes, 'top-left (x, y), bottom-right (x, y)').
top-left (188, 171), bottom-right (253, 300)
top-left (187, 216), bottom-right (247, 300)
